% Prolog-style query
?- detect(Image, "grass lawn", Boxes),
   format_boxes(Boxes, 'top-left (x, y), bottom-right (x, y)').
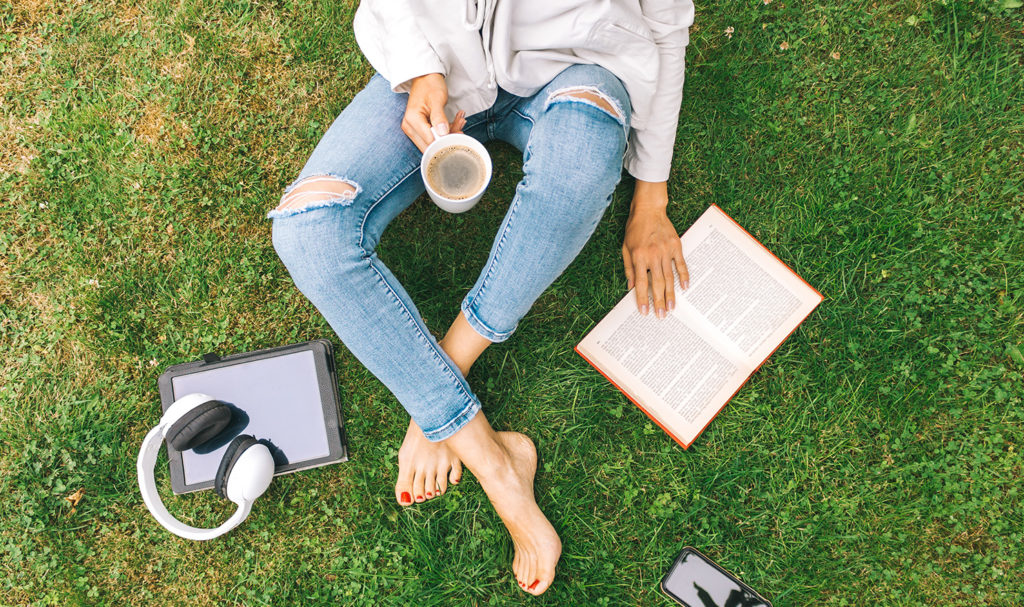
top-left (2, 0), bottom-right (1022, 605)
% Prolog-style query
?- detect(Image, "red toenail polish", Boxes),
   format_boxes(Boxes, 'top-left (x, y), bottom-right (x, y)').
top-left (401, 492), bottom-right (411, 503)
top-left (427, 492), bottom-right (432, 497)
top-left (528, 580), bottom-right (539, 590)
top-left (417, 495), bottom-right (423, 501)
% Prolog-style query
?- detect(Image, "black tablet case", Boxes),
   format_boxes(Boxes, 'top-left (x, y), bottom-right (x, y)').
top-left (157, 339), bottom-right (348, 494)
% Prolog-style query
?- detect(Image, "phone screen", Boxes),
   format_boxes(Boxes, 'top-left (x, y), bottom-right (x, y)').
top-left (661, 548), bottom-right (770, 607)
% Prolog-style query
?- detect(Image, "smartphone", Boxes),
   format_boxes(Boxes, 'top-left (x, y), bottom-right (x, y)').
top-left (660, 546), bottom-right (772, 607)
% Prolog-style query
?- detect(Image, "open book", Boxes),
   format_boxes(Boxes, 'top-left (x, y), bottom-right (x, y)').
top-left (576, 205), bottom-right (823, 449)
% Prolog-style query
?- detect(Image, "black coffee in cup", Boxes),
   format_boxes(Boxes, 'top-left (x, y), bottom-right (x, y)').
top-left (425, 145), bottom-right (487, 200)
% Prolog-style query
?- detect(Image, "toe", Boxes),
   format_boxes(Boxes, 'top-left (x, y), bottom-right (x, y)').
top-left (530, 570), bottom-right (552, 595)
top-left (512, 544), bottom-right (522, 585)
top-left (532, 541), bottom-right (560, 594)
top-left (516, 545), bottom-right (530, 589)
top-left (395, 463), bottom-right (414, 507)
top-left (536, 564), bottom-right (556, 594)
top-left (423, 469), bottom-right (437, 500)
top-left (524, 552), bottom-right (537, 594)
top-left (436, 463), bottom-right (449, 496)
top-left (412, 469), bottom-right (426, 503)
top-left (528, 579), bottom-right (543, 594)
top-left (449, 458), bottom-right (463, 485)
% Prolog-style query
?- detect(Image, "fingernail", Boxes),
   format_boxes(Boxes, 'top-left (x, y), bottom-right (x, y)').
top-left (669, 300), bottom-right (675, 311)
top-left (431, 123), bottom-right (449, 139)
top-left (529, 580), bottom-right (539, 590)
top-left (401, 492), bottom-right (411, 503)
top-left (640, 304), bottom-right (648, 314)
top-left (683, 280), bottom-right (690, 290)
top-left (657, 308), bottom-right (665, 319)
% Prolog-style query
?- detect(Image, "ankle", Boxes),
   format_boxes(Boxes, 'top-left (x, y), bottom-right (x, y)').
top-left (473, 442), bottom-right (514, 477)
top-left (438, 311), bottom-right (492, 377)
top-left (438, 337), bottom-right (474, 377)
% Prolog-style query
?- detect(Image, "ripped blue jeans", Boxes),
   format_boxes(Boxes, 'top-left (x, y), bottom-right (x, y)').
top-left (269, 64), bottom-right (631, 441)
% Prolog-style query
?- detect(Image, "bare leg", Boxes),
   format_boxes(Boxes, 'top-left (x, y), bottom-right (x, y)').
top-left (394, 311), bottom-right (489, 504)
top-left (394, 311), bottom-right (561, 594)
top-left (443, 407), bottom-right (561, 594)
top-left (438, 310), bottom-right (492, 375)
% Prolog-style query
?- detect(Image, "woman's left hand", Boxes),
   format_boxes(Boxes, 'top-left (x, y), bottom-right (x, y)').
top-left (621, 182), bottom-right (689, 318)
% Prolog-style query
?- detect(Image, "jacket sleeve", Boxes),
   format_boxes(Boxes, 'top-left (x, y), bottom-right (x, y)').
top-left (623, 0), bottom-right (695, 182)
top-left (353, 0), bottom-right (447, 94)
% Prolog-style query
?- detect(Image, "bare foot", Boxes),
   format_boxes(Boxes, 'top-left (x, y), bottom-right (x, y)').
top-left (395, 419), bottom-right (463, 505)
top-left (486, 431), bottom-right (562, 595)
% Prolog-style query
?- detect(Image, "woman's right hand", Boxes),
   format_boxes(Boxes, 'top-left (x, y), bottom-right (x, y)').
top-left (403, 73), bottom-right (467, 153)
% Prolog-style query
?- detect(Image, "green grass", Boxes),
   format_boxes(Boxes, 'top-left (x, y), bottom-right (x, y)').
top-left (2, 0), bottom-right (1022, 604)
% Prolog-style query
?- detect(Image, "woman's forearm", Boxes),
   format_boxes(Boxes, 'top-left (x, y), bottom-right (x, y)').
top-left (630, 179), bottom-right (669, 214)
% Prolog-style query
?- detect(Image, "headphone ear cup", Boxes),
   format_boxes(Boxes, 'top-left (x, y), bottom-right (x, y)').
top-left (224, 443), bottom-right (275, 505)
top-left (166, 401), bottom-right (232, 451)
top-left (215, 435), bottom-right (260, 499)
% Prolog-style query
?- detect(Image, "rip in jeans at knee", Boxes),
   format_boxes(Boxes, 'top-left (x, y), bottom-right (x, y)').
top-left (266, 174), bottom-right (361, 219)
top-left (543, 86), bottom-right (627, 127)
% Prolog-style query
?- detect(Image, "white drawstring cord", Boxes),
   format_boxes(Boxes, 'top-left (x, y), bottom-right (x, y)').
top-left (464, 0), bottom-right (486, 30)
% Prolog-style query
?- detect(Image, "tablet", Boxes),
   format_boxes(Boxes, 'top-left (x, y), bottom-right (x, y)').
top-left (158, 339), bottom-right (348, 494)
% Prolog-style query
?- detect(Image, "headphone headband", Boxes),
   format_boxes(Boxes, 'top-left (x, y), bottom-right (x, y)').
top-left (137, 424), bottom-right (252, 541)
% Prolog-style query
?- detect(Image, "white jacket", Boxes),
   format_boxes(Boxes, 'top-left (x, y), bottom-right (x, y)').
top-left (353, 0), bottom-right (695, 183)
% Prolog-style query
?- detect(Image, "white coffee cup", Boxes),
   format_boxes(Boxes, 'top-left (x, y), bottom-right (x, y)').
top-left (420, 133), bottom-right (492, 213)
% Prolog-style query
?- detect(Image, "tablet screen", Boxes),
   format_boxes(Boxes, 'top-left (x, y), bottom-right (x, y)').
top-left (170, 350), bottom-right (331, 485)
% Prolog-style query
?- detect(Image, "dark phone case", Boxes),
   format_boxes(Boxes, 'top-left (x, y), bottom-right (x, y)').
top-left (659, 546), bottom-right (772, 607)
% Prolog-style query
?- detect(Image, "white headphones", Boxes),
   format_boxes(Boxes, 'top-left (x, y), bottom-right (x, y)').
top-left (137, 393), bottom-right (275, 540)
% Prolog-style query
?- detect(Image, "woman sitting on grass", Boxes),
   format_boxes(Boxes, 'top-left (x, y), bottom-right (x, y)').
top-left (268, 0), bottom-right (694, 595)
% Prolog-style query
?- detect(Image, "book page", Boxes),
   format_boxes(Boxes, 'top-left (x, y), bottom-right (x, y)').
top-left (576, 205), bottom-right (822, 448)
top-left (677, 206), bottom-right (823, 366)
top-left (596, 309), bottom-right (750, 428)
top-left (577, 283), bottom-right (753, 444)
